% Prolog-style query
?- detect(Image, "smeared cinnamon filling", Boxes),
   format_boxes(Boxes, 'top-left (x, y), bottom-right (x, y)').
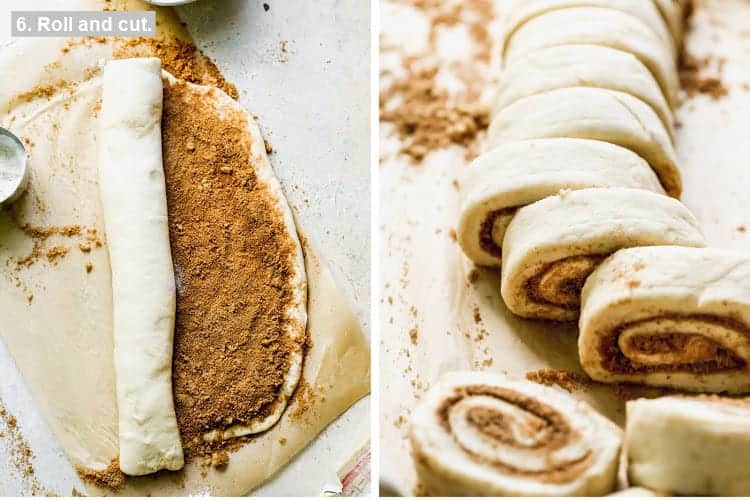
top-left (525, 255), bottom-right (606, 311)
top-left (435, 384), bottom-right (592, 483)
top-left (599, 314), bottom-right (748, 374)
top-left (478, 207), bottom-right (517, 258)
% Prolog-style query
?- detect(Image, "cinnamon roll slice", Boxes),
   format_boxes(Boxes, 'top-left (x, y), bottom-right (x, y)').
top-left (503, 7), bottom-right (679, 107)
top-left (487, 88), bottom-right (681, 197)
top-left (579, 246), bottom-right (750, 393)
top-left (492, 45), bottom-right (674, 140)
top-left (502, 0), bottom-right (677, 58)
top-left (457, 139), bottom-right (664, 267)
top-left (626, 396), bottom-right (750, 496)
top-left (501, 188), bottom-right (705, 321)
top-left (410, 371), bottom-right (622, 497)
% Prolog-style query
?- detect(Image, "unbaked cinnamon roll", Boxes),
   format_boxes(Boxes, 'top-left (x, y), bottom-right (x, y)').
top-left (502, 7), bottom-right (679, 107)
top-left (457, 139), bottom-right (664, 267)
top-left (579, 246), bottom-right (750, 393)
top-left (502, 0), bottom-right (678, 58)
top-left (626, 395), bottom-right (750, 496)
top-left (492, 45), bottom-right (674, 139)
top-left (501, 188), bottom-right (705, 321)
top-left (410, 371), bottom-right (622, 497)
top-left (487, 88), bottom-right (681, 197)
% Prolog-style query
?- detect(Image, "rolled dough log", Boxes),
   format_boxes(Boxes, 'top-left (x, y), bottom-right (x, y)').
top-left (626, 396), bottom-right (750, 495)
top-left (491, 45), bottom-right (674, 140)
top-left (501, 188), bottom-right (705, 321)
top-left (409, 371), bottom-right (622, 497)
top-left (653, 0), bottom-right (688, 46)
top-left (579, 246), bottom-right (750, 393)
top-left (502, 0), bottom-right (677, 57)
top-left (487, 87), bottom-right (681, 197)
top-left (503, 7), bottom-right (679, 107)
top-left (457, 139), bottom-right (664, 267)
top-left (99, 57), bottom-right (184, 476)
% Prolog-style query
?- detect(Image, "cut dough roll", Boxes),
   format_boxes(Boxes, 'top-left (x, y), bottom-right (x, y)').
top-left (579, 246), bottom-right (750, 393)
top-left (410, 371), bottom-right (622, 497)
top-left (503, 7), bottom-right (679, 107)
top-left (99, 58), bottom-right (184, 475)
top-left (487, 87), bottom-right (681, 197)
top-left (653, 0), bottom-right (688, 46)
top-left (502, 0), bottom-right (677, 57)
top-left (501, 188), bottom-right (705, 321)
top-left (626, 396), bottom-right (750, 495)
top-left (491, 45), bottom-right (674, 139)
top-left (457, 139), bottom-right (665, 267)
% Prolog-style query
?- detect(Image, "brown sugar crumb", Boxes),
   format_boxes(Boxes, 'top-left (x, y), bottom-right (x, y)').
top-left (472, 306), bottom-right (482, 324)
top-left (76, 458), bottom-right (126, 491)
top-left (78, 242), bottom-right (92, 253)
top-left (203, 450), bottom-right (229, 469)
top-left (626, 280), bottom-right (641, 289)
top-left (738, 225), bottom-right (746, 233)
top-left (448, 229), bottom-right (457, 242)
top-left (525, 369), bottom-right (594, 393)
top-left (278, 436), bottom-right (287, 445)
top-left (85, 262), bottom-right (93, 273)
top-left (71, 487), bottom-right (85, 497)
top-left (679, 53), bottom-right (728, 100)
top-left (114, 37), bottom-right (239, 100)
top-left (45, 246), bottom-right (69, 264)
top-left (26, 292), bottom-right (33, 303)
top-left (409, 327), bottom-right (419, 345)
top-left (162, 81), bottom-right (305, 459)
top-left (467, 268), bottom-right (479, 283)
top-left (287, 380), bottom-right (315, 422)
top-left (264, 139), bottom-right (274, 154)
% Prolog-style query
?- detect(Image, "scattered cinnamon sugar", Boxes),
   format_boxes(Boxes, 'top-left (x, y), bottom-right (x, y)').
top-left (162, 81), bottom-right (305, 460)
top-left (85, 262), bottom-right (93, 273)
top-left (202, 450), bottom-right (229, 469)
top-left (4, 218), bottom-right (99, 270)
top-left (76, 458), bottom-right (126, 491)
top-left (114, 37), bottom-right (238, 99)
top-left (679, 53), bottom-right (728, 100)
top-left (45, 246), bottom-right (69, 264)
top-left (472, 306), bottom-right (481, 324)
top-left (525, 369), bottom-right (594, 393)
top-left (380, 0), bottom-right (495, 163)
top-left (287, 380), bottom-right (315, 422)
top-left (71, 487), bottom-right (85, 497)
top-left (0, 401), bottom-right (48, 495)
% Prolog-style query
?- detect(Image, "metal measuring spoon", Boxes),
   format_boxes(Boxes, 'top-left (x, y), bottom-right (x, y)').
top-left (0, 127), bottom-right (29, 206)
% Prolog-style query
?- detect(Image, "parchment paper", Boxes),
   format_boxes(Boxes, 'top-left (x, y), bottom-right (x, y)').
top-left (0, 2), bottom-right (370, 496)
top-left (379, 0), bottom-right (750, 495)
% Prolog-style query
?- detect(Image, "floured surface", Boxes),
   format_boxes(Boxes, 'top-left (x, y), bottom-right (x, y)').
top-left (0, 1), bottom-right (369, 496)
top-left (379, 0), bottom-right (750, 494)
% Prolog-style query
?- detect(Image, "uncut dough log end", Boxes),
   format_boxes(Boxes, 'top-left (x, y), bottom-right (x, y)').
top-left (409, 371), bottom-right (622, 497)
top-left (626, 396), bottom-right (750, 496)
top-left (579, 246), bottom-right (750, 393)
top-left (100, 57), bottom-right (184, 475)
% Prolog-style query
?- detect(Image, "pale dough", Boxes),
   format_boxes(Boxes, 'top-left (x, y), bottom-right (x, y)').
top-left (503, 7), bottom-right (679, 107)
top-left (501, 188), bottom-right (705, 321)
top-left (487, 87), bottom-right (681, 197)
top-left (502, 0), bottom-right (677, 57)
top-left (409, 371), bottom-right (622, 497)
top-left (626, 396), bottom-right (750, 495)
top-left (99, 58), bottom-right (184, 475)
top-left (492, 45), bottom-right (674, 140)
top-left (457, 138), bottom-right (664, 267)
top-left (579, 246), bottom-right (750, 393)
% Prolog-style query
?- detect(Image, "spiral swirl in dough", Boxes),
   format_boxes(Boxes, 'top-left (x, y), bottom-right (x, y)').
top-left (457, 139), bottom-right (664, 267)
top-left (487, 88), bottom-right (681, 197)
top-left (579, 246), bottom-right (750, 393)
top-left (410, 371), bottom-right (622, 497)
top-left (501, 188), bottom-right (705, 321)
top-left (503, 7), bottom-right (679, 107)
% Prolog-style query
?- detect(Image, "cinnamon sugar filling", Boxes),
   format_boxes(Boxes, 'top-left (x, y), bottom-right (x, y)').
top-left (525, 255), bottom-right (606, 311)
top-left (435, 385), bottom-right (592, 483)
top-left (599, 314), bottom-right (748, 375)
top-left (478, 207), bottom-right (517, 258)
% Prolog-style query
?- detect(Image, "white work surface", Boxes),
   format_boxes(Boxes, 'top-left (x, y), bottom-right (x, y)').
top-left (0, 0), bottom-right (370, 496)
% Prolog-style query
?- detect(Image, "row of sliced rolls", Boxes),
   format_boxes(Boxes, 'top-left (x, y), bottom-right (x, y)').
top-left (456, 0), bottom-right (750, 396)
